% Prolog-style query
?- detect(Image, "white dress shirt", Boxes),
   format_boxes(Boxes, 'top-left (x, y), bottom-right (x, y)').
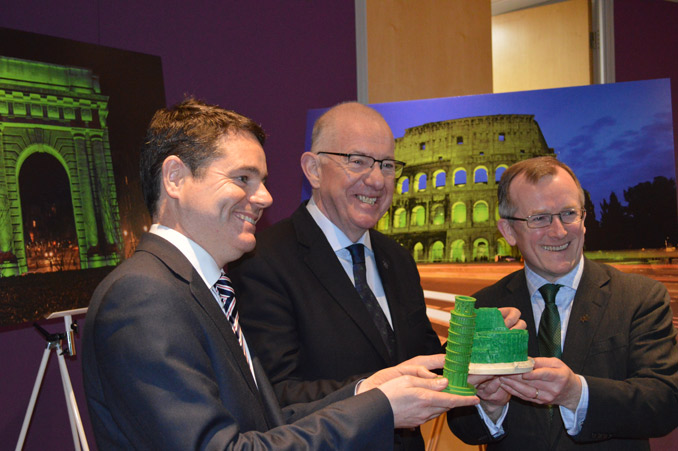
top-left (149, 224), bottom-right (257, 382)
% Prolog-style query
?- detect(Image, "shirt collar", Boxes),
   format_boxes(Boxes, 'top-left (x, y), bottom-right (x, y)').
top-left (525, 254), bottom-right (585, 299)
top-left (149, 224), bottom-right (223, 288)
top-left (306, 197), bottom-right (372, 252)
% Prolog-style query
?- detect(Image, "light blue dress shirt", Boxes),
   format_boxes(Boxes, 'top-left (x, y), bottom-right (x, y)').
top-left (305, 198), bottom-right (394, 328)
top-left (482, 256), bottom-right (589, 436)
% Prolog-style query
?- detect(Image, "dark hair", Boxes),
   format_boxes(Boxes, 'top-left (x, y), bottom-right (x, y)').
top-left (140, 98), bottom-right (266, 217)
top-left (497, 156), bottom-right (585, 218)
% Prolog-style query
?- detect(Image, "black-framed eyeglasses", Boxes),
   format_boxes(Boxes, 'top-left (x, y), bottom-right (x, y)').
top-left (317, 152), bottom-right (406, 177)
top-left (502, 208), bottom-right (586, 229)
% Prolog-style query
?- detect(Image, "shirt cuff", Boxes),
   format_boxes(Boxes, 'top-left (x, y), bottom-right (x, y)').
top-left (560, 375), bottom-right (588, 435)
top-left (354, 378), bottom-right (365, 395)
top-left (477, 403), bottom-right (507, 438)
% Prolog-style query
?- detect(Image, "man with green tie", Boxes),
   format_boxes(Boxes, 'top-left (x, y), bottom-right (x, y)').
top-left (449, 156), bottom-right (678, 450)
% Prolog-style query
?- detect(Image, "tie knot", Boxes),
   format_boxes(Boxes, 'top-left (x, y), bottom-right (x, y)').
top-left (347, 243), bottom-right (365, 265)
top-left (539, 283), bottom-right (561, 304)
top-left (215, 273), bottom-right (235, 297)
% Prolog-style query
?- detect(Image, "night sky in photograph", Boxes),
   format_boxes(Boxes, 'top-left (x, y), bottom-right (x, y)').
top-left (305, 79), bottom-right (675, 218)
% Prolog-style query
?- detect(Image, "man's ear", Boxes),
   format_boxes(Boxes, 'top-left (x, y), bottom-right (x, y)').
top-left (497, 218), bottom-right (518, 246)
top-left (300, 152), bottom-right (321, 189)
top-left (162, 156), bottom-right (189, 199)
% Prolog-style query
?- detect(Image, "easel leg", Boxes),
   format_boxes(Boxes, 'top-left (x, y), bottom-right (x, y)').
top-left (15, 338), bottom-right (89, 451)
top-left (57, 346), bottom-right (89, 451)
top-left (15, 346), bottom-right (51, 451)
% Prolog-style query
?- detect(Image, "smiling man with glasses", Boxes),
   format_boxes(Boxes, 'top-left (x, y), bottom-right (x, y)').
top-left (449, 156), bottom-right (678, 450)
top-left (230, 102), bottom-right (523, 450)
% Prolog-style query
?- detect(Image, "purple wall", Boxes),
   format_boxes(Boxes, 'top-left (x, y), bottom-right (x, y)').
top-left (616, 3), bottom-right (678, 448)
top-left (615, 0), bottom-right (678, 183)
top-left (0, 2), bottom-right (356, 449)
top-left (3, 1), bottom-right (677, 449)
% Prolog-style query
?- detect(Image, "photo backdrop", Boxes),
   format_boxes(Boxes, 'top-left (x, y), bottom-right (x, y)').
top-left (304, 79), bottom-right (677, 263)
top-left (0, 28), bottom-right (165, 326)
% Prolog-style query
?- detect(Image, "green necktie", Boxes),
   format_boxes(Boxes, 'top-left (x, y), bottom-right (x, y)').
top-left (538, 284), bottom-right (562, 358)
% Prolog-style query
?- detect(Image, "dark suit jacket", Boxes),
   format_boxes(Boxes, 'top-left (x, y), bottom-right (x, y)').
top-left (230, 203), bottom-right (444, 450)
top-left (449, 258), bottom-right (678, 450)
top-left (82, 233), bottom-right (394, 450)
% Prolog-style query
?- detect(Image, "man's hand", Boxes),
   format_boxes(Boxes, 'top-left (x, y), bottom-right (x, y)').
top-left (358, 354), bottom-right (445, 392)
top-left (498, 357), bottom-right (582, 411)
top-left (468, 374), bottom-right (511, 422)
top-left (379, 374), bottom-right (479, 428)
top-left (499, 307), bottom-right (526, 330)
top-left (358, 354), bottom-right (479, 429)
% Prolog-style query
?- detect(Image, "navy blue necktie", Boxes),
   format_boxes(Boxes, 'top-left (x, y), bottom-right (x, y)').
top-left (538, 283), bottom-right (563, 359)
top-left (347, 244), bottom-right (396, 359)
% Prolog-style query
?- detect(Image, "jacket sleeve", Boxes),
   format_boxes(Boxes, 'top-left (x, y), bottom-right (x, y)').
top-left (573, 277), bottom-right (678, 442)
top-left (85, 270), bottom-right (394, 450)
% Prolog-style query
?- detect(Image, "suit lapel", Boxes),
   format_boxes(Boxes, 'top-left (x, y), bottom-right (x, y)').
top-left (292, 205), bottom-right (394, 364)
top-left (188, 278), bottom-right (262, 394)
top-left (562, 259), bottom-right (610, 373)
top-left (371, 231), bottom-right (404, 363)
top-left (505, 271), bottom-right (541, 357)
top-left (138, 234), bottom-right (265, 408)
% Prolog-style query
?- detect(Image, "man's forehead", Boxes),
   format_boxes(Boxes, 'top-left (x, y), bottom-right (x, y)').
top-left (340, 124), bottom-right (394, 154)
top-left (511, 171), bottom-right (581, 208)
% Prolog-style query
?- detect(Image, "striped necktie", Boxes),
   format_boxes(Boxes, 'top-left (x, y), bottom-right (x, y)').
top-left (214, 273), bottom-right (251, 367)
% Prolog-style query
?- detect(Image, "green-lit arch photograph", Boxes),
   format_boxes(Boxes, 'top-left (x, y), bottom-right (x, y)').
top-left (0, 29), bottom-right (165, 326)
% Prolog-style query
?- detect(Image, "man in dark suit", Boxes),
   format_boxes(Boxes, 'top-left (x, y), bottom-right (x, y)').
top-left (448, 156), bottom-right (678, 450)
top-left (82, 99), bottom-right (480, 450)
top-left (230, 102), bottom-right (522, 450)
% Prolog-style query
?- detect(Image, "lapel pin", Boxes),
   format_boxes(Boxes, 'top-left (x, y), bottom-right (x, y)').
top-left (580, 314), bottom-right (590, 323)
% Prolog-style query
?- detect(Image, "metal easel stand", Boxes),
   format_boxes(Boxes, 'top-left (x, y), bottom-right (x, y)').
top-left (15, 308), bottom-right (89, 451)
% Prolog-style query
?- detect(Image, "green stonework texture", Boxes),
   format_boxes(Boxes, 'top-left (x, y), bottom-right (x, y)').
top-left (471, 308), bottom-right (528, 364)
top-left (443, 301), bottom-right (529, 395)
top-left (0, 56), bottom-right (121, 276)
top-left (443, 295), bottom-right (477, 396)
